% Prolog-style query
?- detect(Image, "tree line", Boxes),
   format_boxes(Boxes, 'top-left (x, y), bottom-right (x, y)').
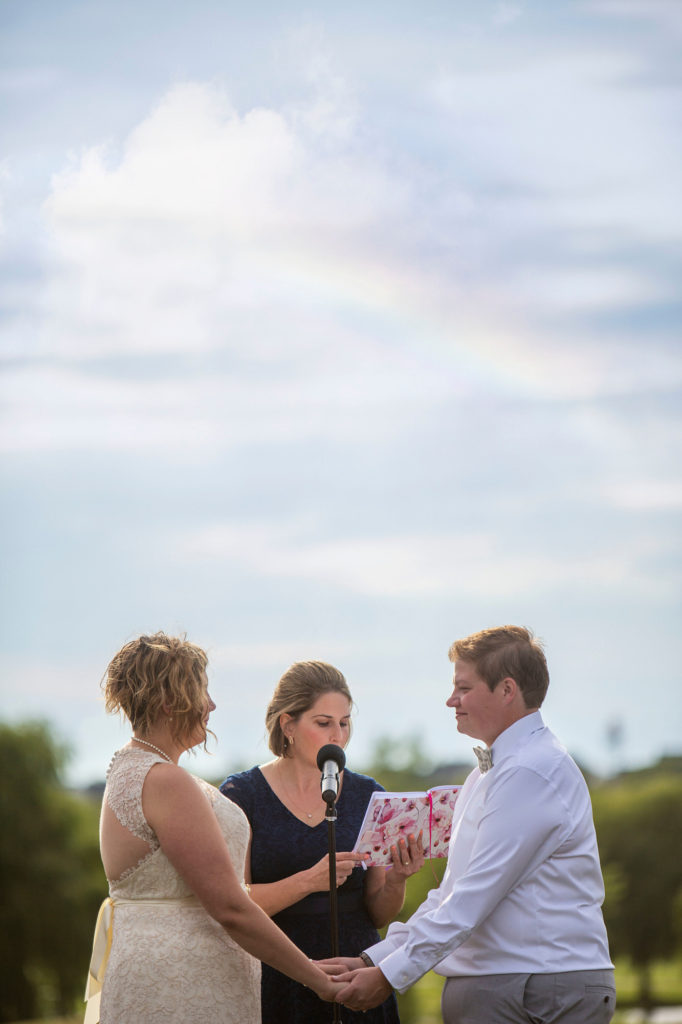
top-left (1, 722), bottom-right (681, 1021)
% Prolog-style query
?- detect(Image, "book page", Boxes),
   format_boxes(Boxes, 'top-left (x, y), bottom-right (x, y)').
top-left (353, 785), bottom-right (460, 867)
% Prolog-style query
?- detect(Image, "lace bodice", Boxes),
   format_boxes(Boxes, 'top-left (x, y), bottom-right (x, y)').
top-left (105, 747), bottom-right (161, 846)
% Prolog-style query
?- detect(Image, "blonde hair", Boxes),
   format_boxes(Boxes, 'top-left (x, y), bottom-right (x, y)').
top-left (103, 632), bottom-right (214, 750)
top-left (449, 625), bottom-right (549, 709)
top-left (265, 661), bottom-right (353, 757)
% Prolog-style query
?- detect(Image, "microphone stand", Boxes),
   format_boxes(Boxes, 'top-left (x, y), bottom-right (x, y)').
top-left (324, 793), bottom-right (341, 1024)
top-left (318, 745), bottom-right (346, 1024)
top-left (325, 795), bottom-right (340, 956)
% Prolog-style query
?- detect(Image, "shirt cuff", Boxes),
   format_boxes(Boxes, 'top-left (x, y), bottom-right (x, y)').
top-left (374, 946), bottom-right (425, 994)
top-left (365, 936), bottom-right (400, 966)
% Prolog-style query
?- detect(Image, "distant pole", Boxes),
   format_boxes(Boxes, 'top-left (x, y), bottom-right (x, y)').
top-left (605, 718), bottom-right (624, 778)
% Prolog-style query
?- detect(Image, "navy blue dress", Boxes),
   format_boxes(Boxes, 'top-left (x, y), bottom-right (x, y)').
top-left (221, 767), bottom-right (401, 1024)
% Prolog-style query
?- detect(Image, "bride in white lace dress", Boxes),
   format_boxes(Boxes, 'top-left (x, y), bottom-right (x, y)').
top-left (85, 632), bottom-right (339, 1024)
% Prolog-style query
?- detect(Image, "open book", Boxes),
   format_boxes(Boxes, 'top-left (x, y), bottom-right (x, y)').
top-left (353, 784), bottom-right (460, 867)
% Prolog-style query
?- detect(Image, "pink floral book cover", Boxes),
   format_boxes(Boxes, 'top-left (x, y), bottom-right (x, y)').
top-left (353, 785), bottom-right (461, 866)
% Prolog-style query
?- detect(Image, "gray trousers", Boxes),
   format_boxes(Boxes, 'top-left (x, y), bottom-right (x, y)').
top-left (441, 970), bottom-right (616, 1024)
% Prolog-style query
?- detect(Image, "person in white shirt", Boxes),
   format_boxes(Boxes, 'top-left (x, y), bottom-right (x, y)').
top-left (325, 625), bottom-right (615, 1024)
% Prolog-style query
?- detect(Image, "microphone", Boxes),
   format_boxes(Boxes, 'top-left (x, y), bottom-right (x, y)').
top-left (317, 743), bottom-right (346, 804)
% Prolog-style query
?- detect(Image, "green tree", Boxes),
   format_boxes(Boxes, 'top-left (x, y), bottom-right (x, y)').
top-left (593, 775), bottom-right (682, 1009)
top-left (361, 732), bottom-right (469, 795)
top-left (0, 721), bottom-right (106, 1021)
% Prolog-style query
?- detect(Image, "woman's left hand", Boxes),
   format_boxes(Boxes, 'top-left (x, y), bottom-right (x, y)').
top-left (387, 831), bottom-right (425, 879)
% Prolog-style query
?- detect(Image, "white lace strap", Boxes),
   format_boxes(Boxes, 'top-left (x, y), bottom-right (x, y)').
top-left (104, 749), bottom-right (164, 846)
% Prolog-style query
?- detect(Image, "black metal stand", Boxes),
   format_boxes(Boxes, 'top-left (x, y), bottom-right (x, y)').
top-left (318, 745), bottom-right (346, 1024)
top-left (325, 799), bottom-right (341, 1023)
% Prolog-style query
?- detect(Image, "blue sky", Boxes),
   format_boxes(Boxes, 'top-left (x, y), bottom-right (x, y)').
top-left (1, 0), bottom-right (680, 786)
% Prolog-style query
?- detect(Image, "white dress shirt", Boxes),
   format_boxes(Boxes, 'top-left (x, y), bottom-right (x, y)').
top-left (367, 712), bottom-right (613, 992)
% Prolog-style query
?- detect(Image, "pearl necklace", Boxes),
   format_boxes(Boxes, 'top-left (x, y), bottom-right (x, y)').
top-left (133, 737), bottom-right (174, 763)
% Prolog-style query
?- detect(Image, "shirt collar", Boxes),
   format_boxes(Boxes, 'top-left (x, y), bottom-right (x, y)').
top-left (490, 709), bottom-right (544, 766)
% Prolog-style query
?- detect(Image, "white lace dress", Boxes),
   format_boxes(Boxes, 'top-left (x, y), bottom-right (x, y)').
top-left (100, 747), bottom-right (260, 1024)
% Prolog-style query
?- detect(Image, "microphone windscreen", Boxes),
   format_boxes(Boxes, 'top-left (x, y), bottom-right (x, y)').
top-left (316, 743), bottom-right (346, 772)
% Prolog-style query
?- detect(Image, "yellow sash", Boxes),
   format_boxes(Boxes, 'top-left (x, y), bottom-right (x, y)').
top-left (83, 898), bottom-right (113, 1024)
top-left (83, 895), bottom-right (201, 1023)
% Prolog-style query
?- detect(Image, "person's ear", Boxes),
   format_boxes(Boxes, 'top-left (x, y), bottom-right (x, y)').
top-left (280, 713), bottom-right (294, 740)
top-left (499, 677), bottom-right (518, 703)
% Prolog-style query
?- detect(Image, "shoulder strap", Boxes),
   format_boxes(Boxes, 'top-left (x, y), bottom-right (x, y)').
top-left (104, 749), bottom-right (162, 847)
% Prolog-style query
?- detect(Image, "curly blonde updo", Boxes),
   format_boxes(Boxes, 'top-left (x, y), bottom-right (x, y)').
top-left (103, 632), bottom-right (213, 749)
top-left (265, 661), bottom-right (353, 757)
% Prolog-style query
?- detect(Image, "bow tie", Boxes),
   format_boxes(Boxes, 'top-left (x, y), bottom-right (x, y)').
top-left (473, 746), bottom-right (493, 773)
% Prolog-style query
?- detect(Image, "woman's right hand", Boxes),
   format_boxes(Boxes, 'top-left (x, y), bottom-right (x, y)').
top-left (305, 851), bottom-right (366, 892)
top-left (310, 966), bottom-right (346, 1003)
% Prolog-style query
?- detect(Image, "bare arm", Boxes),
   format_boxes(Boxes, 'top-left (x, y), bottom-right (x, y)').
top-left (244, 834), bottom-right (365, 917)
top-left (142, 764), bottom-right (338, 1000)
top-left (363, 833), bottom-right (425, 928)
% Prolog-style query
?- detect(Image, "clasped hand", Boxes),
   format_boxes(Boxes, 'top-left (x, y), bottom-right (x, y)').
top-left (317, 959), bottom-right (391, 1011)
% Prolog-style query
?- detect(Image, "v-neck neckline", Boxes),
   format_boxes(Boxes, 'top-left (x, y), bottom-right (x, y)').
top-left (256, 764), bottom-right (344, 829)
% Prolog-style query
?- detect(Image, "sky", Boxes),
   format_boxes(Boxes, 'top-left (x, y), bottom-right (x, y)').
top-left (1, 0), bottom-right (680, 788)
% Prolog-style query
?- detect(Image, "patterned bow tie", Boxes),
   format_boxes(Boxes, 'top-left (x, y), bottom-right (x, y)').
top-left (473, 746), bottom-right (493, 773)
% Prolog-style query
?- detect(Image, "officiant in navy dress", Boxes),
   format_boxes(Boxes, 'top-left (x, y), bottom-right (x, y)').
top-left (221, 660), bottom-right (424, 1024)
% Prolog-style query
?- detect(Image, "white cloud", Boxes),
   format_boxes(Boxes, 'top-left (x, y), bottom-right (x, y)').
top-left (429, 48), bottom-right (682, 246)
top-left (34, 80), bottom-right (408, 361)
top-left (175, 520), bottom-right (676, 599)
top-left (208, 639), bottom-right (357, 671)
top-left (2, 48), bottom-right (678, 463)
top-left (568, 404), bottom-right (682, 478)
top-left (0, 653), bottom-right (105, 704)
top-left (0, 160), bottom-right (9, 238)
top-left (0, 338), bottom-right (463, 453)
top-left (492, 3), bottom-right (524, 28)
top-left (0, 365), bottom-right (216, 452)
top-left (602, 479), bottom-right (682, 511)
top-left (584, 0), bottom-right (682, 32)
top-left (497, 266), bottom-right (667, 313)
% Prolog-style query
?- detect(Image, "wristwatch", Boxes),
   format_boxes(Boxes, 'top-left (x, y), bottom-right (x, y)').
top-left (359, 952), bottom-right (374, 967)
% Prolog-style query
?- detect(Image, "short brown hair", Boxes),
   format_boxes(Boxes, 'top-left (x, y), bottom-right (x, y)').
top-left (448, 625), bottom-right (549, 709)
top-left (103, 632), bottom-right (213, 750)
top-left (265, 661), bottom-right (353, 757)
